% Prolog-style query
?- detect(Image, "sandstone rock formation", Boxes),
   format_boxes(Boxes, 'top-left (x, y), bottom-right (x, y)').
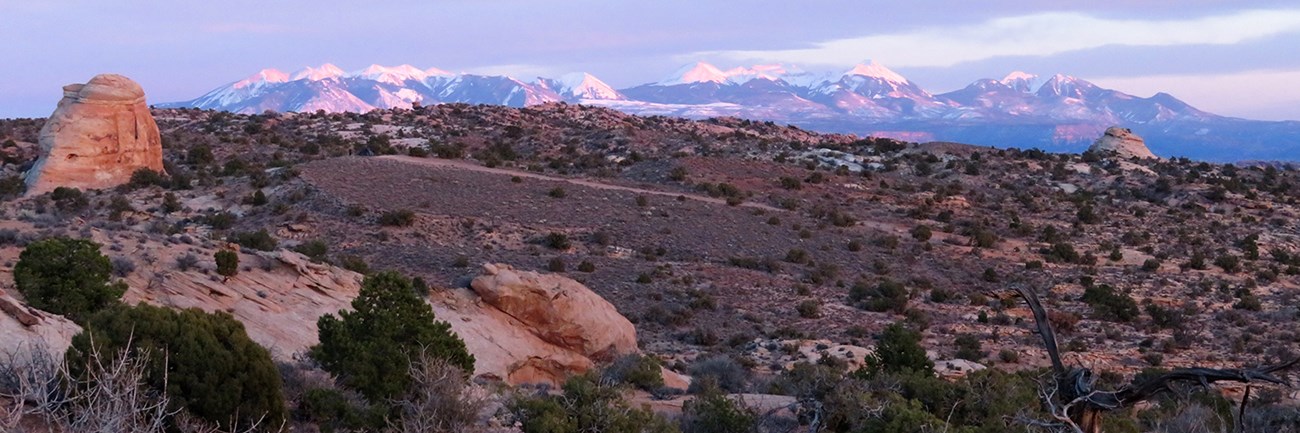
top-left (0, 287), bottom-right (82, 362)
top-left (1087, 126), bottom-right (1157, 160)
top-left (470, 263), bottom-right (637, 361)
top-left (4, 225), bottom-right (642, 387)
top-left (24, 74), bottom-right (165, 195)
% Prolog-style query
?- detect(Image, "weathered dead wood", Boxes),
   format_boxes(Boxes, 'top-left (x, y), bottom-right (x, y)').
top-left (1012, 285), bottom-right (1299, 433)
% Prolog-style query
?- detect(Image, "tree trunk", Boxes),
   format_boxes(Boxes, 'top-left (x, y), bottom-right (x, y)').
top-left (1077, 408), bottom-right (1104, 433)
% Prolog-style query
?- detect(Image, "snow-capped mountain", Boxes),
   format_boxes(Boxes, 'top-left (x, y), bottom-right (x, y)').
top-left (540, 73), bottom-right (624, 101)
top-left (161, 61), bottom-right (1300, 161)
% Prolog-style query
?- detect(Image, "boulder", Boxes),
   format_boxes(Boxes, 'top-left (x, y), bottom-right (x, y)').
top-left (1087, 126), bottom-right (1157, 160)
top-left (24, 74), bottom-right (165, 195)
top-left (470, 263), bottom-right (637, 361)
top-left (0, 288), bottom-right (82, 362)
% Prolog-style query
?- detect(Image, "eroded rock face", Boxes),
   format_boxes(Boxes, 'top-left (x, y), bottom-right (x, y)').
top-left (24, 74), bottom-right (164, 195)
top-left (0, 288), bottom-right (82, 362)
top-left (471, 263), bottom-right (637, 361)
top-left (1087, 126), bottom-right (1157, 160)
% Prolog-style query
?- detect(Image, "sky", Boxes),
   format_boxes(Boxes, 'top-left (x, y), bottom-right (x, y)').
top-left (2, 0), bottom-right (1300, 120)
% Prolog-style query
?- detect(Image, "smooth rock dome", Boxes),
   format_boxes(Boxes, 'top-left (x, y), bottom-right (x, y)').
top-left (68, 74), bottom-right (147, 102)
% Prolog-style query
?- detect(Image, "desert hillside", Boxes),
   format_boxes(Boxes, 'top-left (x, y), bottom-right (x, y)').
top-left (2, 102), bottom-right (1300, 432)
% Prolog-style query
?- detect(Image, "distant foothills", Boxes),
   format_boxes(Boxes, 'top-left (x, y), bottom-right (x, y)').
top-left (160, 61), bottom-right (1300, 162)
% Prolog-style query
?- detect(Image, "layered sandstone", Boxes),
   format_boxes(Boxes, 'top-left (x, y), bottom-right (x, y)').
top-left (1087, 126), bottom-right (1157, 160)
top-left (24, 74), bottom-right (165, 195)
top-left (470, 263), bottom-right (638, 361)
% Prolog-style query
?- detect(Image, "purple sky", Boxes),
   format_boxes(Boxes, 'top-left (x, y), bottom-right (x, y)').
top-left (4, 1), bottom-right (1300, 120)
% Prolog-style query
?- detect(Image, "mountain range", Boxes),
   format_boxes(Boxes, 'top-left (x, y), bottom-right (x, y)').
top-left (161, 61), bottom-right (1300, 161)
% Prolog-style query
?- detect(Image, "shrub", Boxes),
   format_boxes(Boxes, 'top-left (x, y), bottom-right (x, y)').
top-left (543, 232), bottom-right (571, 250)
top-left (512, 373), bottom-right (679, 433)
top-left (110, 256), bottom-right (136, 278)
top-left (214, 250), bottom-right (238, 277)
top-left (1082, 284), bottom-right (1140, 322)
top-left (176, 253), bottom-right (200, 271)
top-left (50, 186), bottom-right (89, 213)
top-left (67, 304), bottom-right (285, 430)
top-left (379, 209), bottom-right (417, 227)
top-left (1141, 258), bottom-right (1162, 272)
top-left (129, 168), bottom-right (170, 189)
top-left (954, 334), bottom-right (985, 361)
top-left (1043, 242), bottom-right (1081, 263)
top-left (602, 354), bottom-right (664, 392)
top-left (161, 192), bottom-right (182, 213)
top-left (228, 229), bottom-right (277, 251)
top-left (14, 237), bottom-right (126, 322)
top-left (339, 254), bottom-right (370, 274)
top-left (204, 211), bottom-right (237, 229)
top-left (0, 175), bottom-right (24, 198)
top-left (293, 239), bottom-right (330, 262)
top-left (389, 351), bottom-right (485, 433)
top-left (548, 187), bottom-right (567, 198)
top-left (911, 224), bottom-right (932, 241)
top-left (849, 279), bottom-right (909, 313)
top-left (1213, 254), bottom-right (1240, 273)
top-left (864, 322), bottom-right (933, 377)
top-left (680, 379), bottom-right (758, 433)
top-left (577, 260), bottom-right (596, 272)
top-left (796, 299), bottom-right (821, 318)
top-left (312, 271), bottom-right (474, 402)
top-left (687, 356), bottom-right (749, 394)
top-left (547, 257), bottom-right (567, 272)
top-left (298, 386), bottom-right (384, 432)
top-left (246, 189), bottom-right (268, 206)
top-left (669, 166), bottom-right (688, 181)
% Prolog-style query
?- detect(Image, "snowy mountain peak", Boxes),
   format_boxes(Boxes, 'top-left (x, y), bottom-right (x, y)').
top-left (1037, 74), bottom-right (1098, 98)
top-left (659, 62), bottom-right (728, 86)
top-left (843, 60), bottom-right (908, 84)
top-left (424, 67), bottom-right (455, 78)
top-left (1001, 71), bottom-right (1037, 83)
top-left (351, 64), bottom-right (429, 85)
top-left (552, 72), bottom-right (623, 100)
top-left (291, 64), bottom-right (346, 81)
top-left (1000, 71), bottom-right (1042, 93)
top-left (233, 69), bottom-right (289, 89)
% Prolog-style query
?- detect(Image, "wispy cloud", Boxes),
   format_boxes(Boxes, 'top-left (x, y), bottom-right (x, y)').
top-left (695, 9), bottom-right (1300, 68)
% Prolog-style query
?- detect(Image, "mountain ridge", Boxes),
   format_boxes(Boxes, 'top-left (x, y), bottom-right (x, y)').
top-left (159, 61), bottom-right (1300, 161)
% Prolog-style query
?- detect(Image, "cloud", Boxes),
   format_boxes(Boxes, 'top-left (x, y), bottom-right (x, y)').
top-left (695, 9), bottom-right (1300, 68)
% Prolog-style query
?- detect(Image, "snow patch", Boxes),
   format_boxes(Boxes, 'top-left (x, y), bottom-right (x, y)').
top-left (659, 62), bottom-right (728, 85)
top-left (291, 64), bottom-right (346, 81)
top-left (842, 60), bottom-right (908, 84)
